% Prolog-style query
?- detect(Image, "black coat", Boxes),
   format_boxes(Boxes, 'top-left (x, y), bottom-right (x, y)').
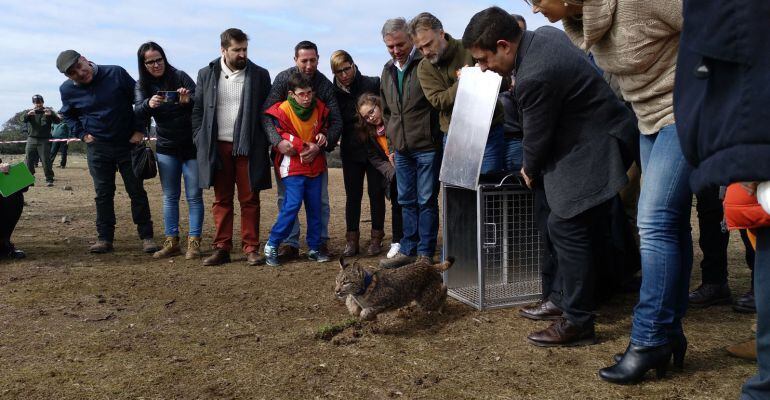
top-left (675, 0), bottom-right (770, 193)
top-left (333, 70), bottom-right (380, 163)
top-left (191, 58), bottom-right (272, 191)
top-left (134, 68), bottom-right (197, 160)
top-left (515, 27), bottom-right (637, 219)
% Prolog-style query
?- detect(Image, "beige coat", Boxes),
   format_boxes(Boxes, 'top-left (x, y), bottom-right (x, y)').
top-left (563, 0), bottom-right (682, 135)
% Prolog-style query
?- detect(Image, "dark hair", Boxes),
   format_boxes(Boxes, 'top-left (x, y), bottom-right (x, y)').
top-left (294, 40), bottom-right (318, 58)
top-left (220, 28), bottom-right (248, 49)
top-left (136, 41), bottom-right (179, 100)
top-left (462, 6), bottom-right (523, 52)
top-left (355, 93), bottom-right (382, 143)
top-left (511, 13), bottom-right (527, 30)
top-left (287, 72), bottom-right (313, 93)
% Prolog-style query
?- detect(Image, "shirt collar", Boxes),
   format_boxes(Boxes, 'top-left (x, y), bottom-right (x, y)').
top-left (395, 47), bottom-right (417, 71)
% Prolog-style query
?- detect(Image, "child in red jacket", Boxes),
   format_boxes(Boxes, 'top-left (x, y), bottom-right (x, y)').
top-left (263, 73), bottom-right (330, 266)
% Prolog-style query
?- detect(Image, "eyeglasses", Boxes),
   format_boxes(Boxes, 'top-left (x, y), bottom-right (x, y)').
top-left (144, 58), bottom-right (164, 66)
top-left (362, 107), bottom-right (378, 120)
top-left (334, 65), bottom-right (354, 76)
top-left (292, 90), bottom-right (314, 99)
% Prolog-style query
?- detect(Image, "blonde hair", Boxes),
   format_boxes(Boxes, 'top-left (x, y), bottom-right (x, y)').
top-left (330, 50), bottom-right (354, 73)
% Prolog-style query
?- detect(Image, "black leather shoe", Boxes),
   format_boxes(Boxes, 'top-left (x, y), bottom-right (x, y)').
top-left (600, 343), bottom-right (672, 384)
top-left (689, 283), bottom-right (732, 308)
top-left (519, 300), bottom-right (564, 321)
top-left (527, 319), bottom-right (596, 347)
top-left (613, 334), bottom-right (686, 369)
top-left (733, 289), bottom-right (756, 314)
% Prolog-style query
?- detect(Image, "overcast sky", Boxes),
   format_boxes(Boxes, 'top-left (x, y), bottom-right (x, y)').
top-left (0, 1), bottom-right (555, 126)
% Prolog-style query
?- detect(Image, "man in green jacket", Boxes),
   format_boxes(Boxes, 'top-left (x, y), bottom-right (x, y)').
top-left (49, 121), bottom-right (71, 168)
top-left (21, 94), bottom-right (59, 186)
top-left (409, 12), bottom-right (506, 174)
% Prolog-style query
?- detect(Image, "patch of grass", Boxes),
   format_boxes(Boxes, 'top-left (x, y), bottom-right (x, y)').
top-left (315, 318), bottom-right (359, 341)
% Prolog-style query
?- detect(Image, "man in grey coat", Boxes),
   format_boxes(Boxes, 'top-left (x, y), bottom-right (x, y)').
top-left (463, 7), bottom-right (637, 347)
top-left (191, 28), bottom-right (272, 266)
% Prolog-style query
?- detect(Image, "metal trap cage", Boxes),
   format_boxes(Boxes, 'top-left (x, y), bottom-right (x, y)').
top-left (442, 177), bottom-right (542, 309)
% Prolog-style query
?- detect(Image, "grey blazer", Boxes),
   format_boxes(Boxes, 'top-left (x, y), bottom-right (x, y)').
top-left (514, 27), bottom-right (637, 219)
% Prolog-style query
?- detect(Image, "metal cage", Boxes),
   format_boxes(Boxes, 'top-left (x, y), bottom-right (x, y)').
top-left (442, 179), bottom-right (542, 309)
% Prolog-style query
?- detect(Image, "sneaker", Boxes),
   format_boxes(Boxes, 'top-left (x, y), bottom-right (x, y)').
top-left (142, 238), bottom-right (161, 254)
top-left (89, 240), bottom-right (114, 254)
top-left (386, 243), bottom-right (401, 259)
top-left (379, 252), bottom-right (416, 269)
top-left (308, 249), bottom-right (330, 263)
top-left (264, 244), bottom-right (280, 267)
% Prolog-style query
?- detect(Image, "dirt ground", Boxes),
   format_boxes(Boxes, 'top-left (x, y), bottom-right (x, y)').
top-left (0, 154), bottom-right (758, 399)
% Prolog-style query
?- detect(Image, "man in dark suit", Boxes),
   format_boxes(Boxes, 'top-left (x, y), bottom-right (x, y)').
top-left (463, 7), bottom-right (637, 347)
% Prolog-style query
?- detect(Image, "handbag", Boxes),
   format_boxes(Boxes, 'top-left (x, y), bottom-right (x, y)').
top-left (131, 138), bottom-right (157, 180)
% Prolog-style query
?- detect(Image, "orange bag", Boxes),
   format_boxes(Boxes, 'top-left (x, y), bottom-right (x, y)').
top-left (723, 183), bottom-right (770, 230)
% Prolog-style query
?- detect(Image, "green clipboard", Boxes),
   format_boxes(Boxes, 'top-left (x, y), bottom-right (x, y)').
top-left (0, 162), bottom-right (35, 197)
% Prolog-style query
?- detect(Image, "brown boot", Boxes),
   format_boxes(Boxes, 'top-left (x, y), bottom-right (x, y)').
top-left (367, 229), bottom-right (385, 256)
top-left (185, 236), bottom-right (201, 260)
top-left (203, 248), bottom-right (231, 266)
top-left (343, 231), bottom-right (360, 257)
top-left (726, 339), bottom-right (757, 360)
top-left (153, 236), bottom-right (181, 259)
top-left (89, 240), bottom-right (114, 254)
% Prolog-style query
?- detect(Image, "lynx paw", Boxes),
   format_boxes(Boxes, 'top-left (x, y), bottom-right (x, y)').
top-left (345, 295), bottom-right (362, 316)
top-left (360, 308), bottom-right (378, 321)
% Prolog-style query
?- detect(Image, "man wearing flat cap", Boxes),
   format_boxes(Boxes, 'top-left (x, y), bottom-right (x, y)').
top-left (20, 94), bottom-right (59, 186)
top-left (57, 50), bottom-right (159, 254)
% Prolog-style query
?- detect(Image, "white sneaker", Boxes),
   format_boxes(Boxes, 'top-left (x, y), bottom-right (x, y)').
top-left (387, 243), bottom-right (401, 259)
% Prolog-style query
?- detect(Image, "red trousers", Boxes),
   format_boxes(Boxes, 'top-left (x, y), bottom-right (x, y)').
top-left (212, 141), bottom-right (260, 253)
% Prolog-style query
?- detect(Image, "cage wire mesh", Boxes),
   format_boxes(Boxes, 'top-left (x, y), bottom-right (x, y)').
top-left (446, 184), bottom-right (542, 309)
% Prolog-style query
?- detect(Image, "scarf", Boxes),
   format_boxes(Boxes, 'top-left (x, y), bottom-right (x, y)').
top-left (287, 96), bottom-right (316, 121)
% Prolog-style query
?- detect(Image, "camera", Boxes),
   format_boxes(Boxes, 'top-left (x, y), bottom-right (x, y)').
top-left (34, 108), bottom-right (45, 114)
top-left (157, 91), bottom-right (179, 104)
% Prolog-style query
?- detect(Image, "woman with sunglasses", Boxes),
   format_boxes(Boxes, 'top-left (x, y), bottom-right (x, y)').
top-left (355, 93), bottom-right (403, 261)
top-left (526, 0), bottom-right (688, 384)
top-left (134, 41), bottom-right (203, 260)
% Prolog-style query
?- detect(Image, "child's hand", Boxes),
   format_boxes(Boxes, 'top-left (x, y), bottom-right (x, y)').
top-left (316, 133), bottom-right (327, 148)
top-left (0, 163), bottom-right (10, 174)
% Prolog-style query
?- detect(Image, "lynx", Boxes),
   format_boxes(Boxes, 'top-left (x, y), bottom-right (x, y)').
top-left (334, 256), bottom-right (455, 321)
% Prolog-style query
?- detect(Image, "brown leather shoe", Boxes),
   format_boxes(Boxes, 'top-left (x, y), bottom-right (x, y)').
top-left (519, 300), bottom-right (564, 321)
top-left (367, 229), bottom-right (384, 256)
top-left (527, 319), bottom-right (596, 347)
top-left (89, 240), bottom-right (114, 254)
top-left (203, 248), bottom-right (231, 266)
top-left (726, 339), bottom-right (757, 361)
top-left (246, 251), bottom-right (266, 266)
top-left (277, 245), bottom-right (300, 261)
top-left (343, 231), bottom-right (360, 257)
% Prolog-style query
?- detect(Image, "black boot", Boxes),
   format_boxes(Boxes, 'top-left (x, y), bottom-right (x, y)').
top-left (613, 334), bottom-right (686, 369)
top-left (599, 343), bottom-right (672, 384)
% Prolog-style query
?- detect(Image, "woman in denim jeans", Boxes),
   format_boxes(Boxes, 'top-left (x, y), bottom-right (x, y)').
top-left (134, 41), bottom-right (204, 259)
top-left (527, 0), bottom-right (690, 383)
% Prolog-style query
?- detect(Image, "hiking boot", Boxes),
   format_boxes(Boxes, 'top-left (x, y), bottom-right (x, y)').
top-left (246, 251), bottom-right (266, 266)
top-left (386, 243), bottom-right (401, 259)
top-left (89, 240), bottom-right (114, 254)
top-left (379, 252), bottom-right (416, 269)
top-left (367, 229), bottom-right (384, 256)
top-left (308, 249), bottom-right (330, 263)
top-left (153, 236), bottom-right (181, 259)
top-left (142, 238), bottom-right (161, 254)
top-left (277, 245), bottom-right (299, 261)
top-left (343, 231), bottom-right (360, 257)
top-left (689, 283), bottom-right (732, 308)
top-left (203, 248), bottom-right (231, 266)
top-left (185, 236), bottom-right (202, 260)
top-left (264, 244), bottom-right (280, 267)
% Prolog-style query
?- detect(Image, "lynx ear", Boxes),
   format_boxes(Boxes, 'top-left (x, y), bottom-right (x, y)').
top-left (339, 256), bottom-right (347, 270)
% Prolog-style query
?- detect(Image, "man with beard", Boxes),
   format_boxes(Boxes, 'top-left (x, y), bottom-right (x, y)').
top-left (58, 50), bottom-right (159, 254)
top-left (261, 41), bottom-right (342, 261)
top-left (409, 12), bottom-right (506, 174)
top-left (192, 28), bottom-right (273, 266)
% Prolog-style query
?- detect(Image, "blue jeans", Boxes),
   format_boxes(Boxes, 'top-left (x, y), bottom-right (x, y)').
top-left (442, 123), bottom-right (505, 175)
top-left (156, 153), bottom-right (204, 237)
top-left (395, 149), bottom-right (441, 257)
top-left (743, 227), bottom-right (770, 399)
top-left (504, 137), bottom-right (523, 173)
top-left (274, 168), bottom-right (329, 248)
top-left (268, 175), bottom-right (323, 251)
top-left (630, 124), bottom-right (693, 347)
